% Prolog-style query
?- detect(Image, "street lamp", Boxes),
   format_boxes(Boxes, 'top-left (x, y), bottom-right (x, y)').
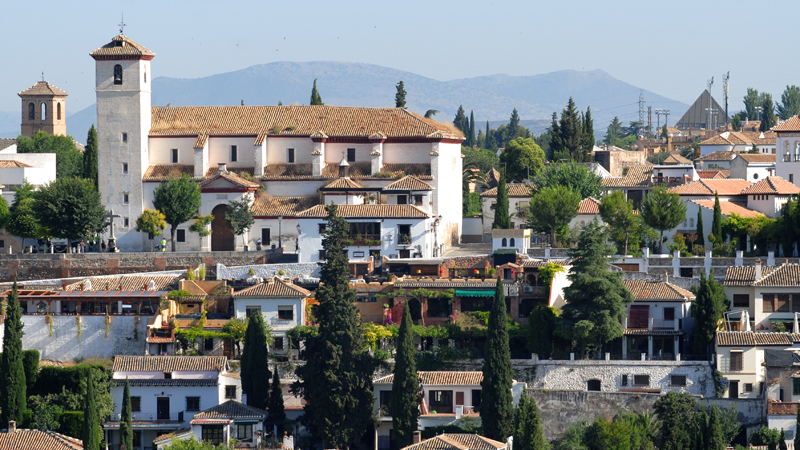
top-left (278, 215), bottom-right (283, 249)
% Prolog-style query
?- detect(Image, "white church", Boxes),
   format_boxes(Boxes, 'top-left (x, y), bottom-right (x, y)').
top-left (90, 34), bottom-right (464, 267)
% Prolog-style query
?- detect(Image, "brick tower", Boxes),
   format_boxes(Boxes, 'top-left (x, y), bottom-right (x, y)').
top-left (18, 80), bottom-right (68, 137)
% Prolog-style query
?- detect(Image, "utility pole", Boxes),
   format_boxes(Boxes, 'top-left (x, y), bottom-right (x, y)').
top-left (638, 91), bottom-right (646, 137)
top-left (707, 77), bottom-right (714, 130)
top-left (647, 106), bottom-right (652, 138)
top-left (723, 71), bottom-right (730, 125)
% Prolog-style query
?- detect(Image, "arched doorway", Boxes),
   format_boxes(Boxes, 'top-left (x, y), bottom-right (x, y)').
top-left (211, 204), bottom-right (234, 251)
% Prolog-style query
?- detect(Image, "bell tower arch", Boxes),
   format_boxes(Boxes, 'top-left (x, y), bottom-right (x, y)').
top-left (18, 78), bottom-right (68, 137)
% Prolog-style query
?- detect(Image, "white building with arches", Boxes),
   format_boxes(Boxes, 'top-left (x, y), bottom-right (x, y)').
top-left (773, 117), bottom-right (800, 185)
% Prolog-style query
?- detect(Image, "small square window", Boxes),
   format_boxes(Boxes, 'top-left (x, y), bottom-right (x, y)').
top-left (122, 163), bottom-right (129, 174)
top-left (186, 397), bottom-right (200, 411)
top-left (177, 229), bottom-right (186, 243)
top-left (319, 250), bottom-right (327, 260)
top-left (231, 145), bottom-right (238, 162)
top-left (123, 193), bottom-right (129, 205)
top-left (274, 336), bottom-right (284, 350)
top-left (287, 148), bottom-right (295, 163)
top-left (664, 307), bottom-right (675, 321)
top-left (171, 149), bottom-right (179, 163)
top-left (621, 375), bottom-right (628, 386)
top-left (745, 383), bottom-right (753, 392)
top-left (633, 375), bottom-right (650, 386)
top-left (278, 306), bottom-right (294, 321)
top-left (793, 378), bottom-right (800, 396)
top-left (204, 337), bottom-right (214, 350)
top-left (225, 385), bottom-right (237, 399)
top-left (164, 372), bottom-right (172, 379)
top-left (670, 375), bottom-right (687, 387)
top-left (245, 306), bottom-right (261, 318)
top-left (318, 224), bottom-right (326, 233)
top-left (123, 217), bottom-right (130, 228)
top-left (261, 228), bottom-right (271, 244)
top-left (122, 132), bottom-right (128, 143)
top-left (131, 396), bottom-right (141, 412)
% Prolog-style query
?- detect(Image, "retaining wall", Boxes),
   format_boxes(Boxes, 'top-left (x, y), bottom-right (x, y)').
top-left (216, 262), bottom-right (321, 282)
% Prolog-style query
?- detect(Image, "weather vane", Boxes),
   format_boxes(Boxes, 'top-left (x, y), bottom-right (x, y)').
top-left (118, 13), bottom-right (126, 34)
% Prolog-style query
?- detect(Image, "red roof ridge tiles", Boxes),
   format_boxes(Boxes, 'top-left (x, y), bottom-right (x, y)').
top-left (741, 176), bottom-right (799, 195)
top-left (297, 204), bottom-right (430, 218)
top-left (577, 197), bottom-right (601, 214)
top-left (90, 34), bottom-right (155, 59)
top-left (0, 429), bottom-right (83, 450)
top-left (773, 116), bottom-right (800, 132)
top-left (691, 200), bottom-right (764, 218)
top-left (383, 175), bottom-right (434, 191)
top-left (480, 183), bottom-right (533, 197)
top-left (112, 355), bottom-right (227, 372)
top-left (18, 81), bottom-right (68, 97)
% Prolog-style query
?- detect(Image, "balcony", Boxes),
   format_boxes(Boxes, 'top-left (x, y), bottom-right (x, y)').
top-left (652, 176), bottom-right (688, 186)
top-left (344, 235), bottom-right (382, 247)
top-left (107, 411), bottom-right (184, 424)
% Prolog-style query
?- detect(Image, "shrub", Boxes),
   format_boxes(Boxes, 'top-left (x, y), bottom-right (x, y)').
top-left (22, 349), bottom-right (39, 392)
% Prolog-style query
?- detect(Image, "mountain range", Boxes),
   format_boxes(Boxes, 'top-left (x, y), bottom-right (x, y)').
top-left (0, 62), bottom-right (689, 143)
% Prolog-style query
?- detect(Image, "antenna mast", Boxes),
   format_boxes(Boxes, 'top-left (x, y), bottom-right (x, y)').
top-left (647, 106), bottom-right (652, 139)
top-left (638, 91), bottom-right (646, 137)
top-left (723, 71), bottom-right (730, 125)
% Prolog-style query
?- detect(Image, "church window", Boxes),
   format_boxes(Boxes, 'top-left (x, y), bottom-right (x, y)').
top-left (501, 238), bottom-right (507, 247)
top-left (123, 217), bottom-right (130, 228)
top-left (510, 238), bottom-right (515, 247)
top-left (230, 145), bottom-right (238, 162)
top-left (114, 65), bottom-right (123, 85)
top-left (57, 103), bottom-right (61, 120)
top-left (122, 133), bottom-right (127, 143)
top-left (171, 149), bottom-right (179, 164)
top-left (41, 103), bottom-right (47, 121)
top-left (122, 163), bottom-right (128, 174)
top-left (28, 103), bottom-right (34, 120)
top-left (123, 193), bottom-right (129, 205)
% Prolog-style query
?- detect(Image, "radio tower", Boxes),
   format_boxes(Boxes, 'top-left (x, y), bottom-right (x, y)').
top-left (647, 106), bottom-right (652, 138)
top-left (723, 72), bottom-right (730, 125)
top-left (638, 91), bottom-right (646, 137)
top-left (706, 77), bottom-right (714, 130)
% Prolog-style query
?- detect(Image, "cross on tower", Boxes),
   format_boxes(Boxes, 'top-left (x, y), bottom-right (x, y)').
top-left (118, 13), bottom-right (126, 34)
top-left (41, 72), bottom-right (44, 82)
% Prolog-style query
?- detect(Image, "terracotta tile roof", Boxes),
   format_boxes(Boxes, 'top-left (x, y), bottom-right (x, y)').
top-left (112, 355), bottom-right (227, 372)
top-left (623, 280), bottom-right (695, 301)
top-left (194, 134), bottom-right (208, 148)
top-left (297, 204), bottom-right (430, 218)
top-left (192, 401), bottom-right (266, 421)
top-left (395, 279), bottom-right (499, 288)
top-left (752, 264), bottom-right (800, 287)
top-left (667, 127), bottom-right (683, 135)
top-left (443, 256), bottom-right (492, 270)
top-left (233, 278), bottom-right (311, 297)
top-left (153, 429), bottom-right (192, 446)
top-left (0, 429), bottom-right (83, 450)
top-left (63, 275), bottom-right (178, 292)
top-left (146, 336), bottom-right (175, 344)
top-left (521, 259), bottom-right (570, 267)
top-left (90, 34), bottom-right (155, 59)
top-left (383, 175), bottom-right (434, 191)
top-left (200, 170), bottom-right (260, 189)
top-left (17, 81), bottom-right (68, 97)
top-left (321, 162), bottom-right (372, 179)
top-left (262, 163), bottom-right (313, 179)
top-left (735, 153), bottom-right (776, 164)
top-left (741, 177), bottom-right (799, 195)
top-left (252, 195), bottom-right (319, 217)
top-left (668, 179), bottom-right (752, 196)
top-left (0, 139), bottom-right (16, 151)
top-left (602, 165), bottom-right (653, 188)
top-left (175, 318), bottom-right (230, 329)
top-left (323, 177), bottom-right (365, 189)
top-left (149, 106), bottom-right (463, 140)
top-left (695, 151), bottom-right (736, 162)
top-left (402, 434), bottom-right (506, 450)
top-left (203, 167), bottom-right (255, 179)
top-left (662, 154), bottom-right (692, 165)
top-left (697, 170), bottom-right (729, 179)
top-left (375, 371), bottom-right (484, 385)
top-left (722, 266), bottom-right (776, 286)
top-left (0, 160), bottom-right (33, 168)
top-left (481, 183), bottom-right (533, 197)
top-left (692, 200), bottom-right (764, 218)
top-left (773, 116), bottom-right (800, 132)
top-left (378, 163), bottom-right (432, 178)
top-left (624, 329), bottom-right (683, 336)
top-left (578, 197), bottom-right (601, 214)
top-left (142, 164), bottom-right (195, 181)
top-left (717, 331), bottom-right (794, 346)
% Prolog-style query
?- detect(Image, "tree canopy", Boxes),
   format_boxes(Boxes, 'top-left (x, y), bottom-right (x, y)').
top-left (532, 162), bottom-right (603, 199)
top-left (33, 177), bottom-right (107, 243)
top-left (778, 85), bottom-right (800, 120)
top-left (226, 194), bottom-right (255, 248)
top-left (527, 185), bottom-right (581, 246)
top-left (599, 190), bottom-right (639, 255)
top-left (16, 131), bottom-right (83, 178)
top-left (499, 137), bottom-right (545, 182)
top-left (691, 270), bottom-right (728, 357)
top-left (152, 175), bottom-right (202, 251)
top-left (640, 186), bottom-right (687, 253)
top-left (136, 209), bottom-right (167, 251)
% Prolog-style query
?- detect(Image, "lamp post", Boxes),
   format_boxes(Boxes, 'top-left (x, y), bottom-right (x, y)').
top-left (278, 215), bottom-right (283, 249)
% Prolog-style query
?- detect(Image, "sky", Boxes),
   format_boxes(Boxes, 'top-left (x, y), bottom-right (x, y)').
top-left (2, 0), bottom-right (799, 121)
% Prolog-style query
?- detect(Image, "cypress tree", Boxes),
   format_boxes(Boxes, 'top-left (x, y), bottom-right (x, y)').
top-left (240, 312), bottom-right (271, 409)
top-left (485, 121), bottom-right (496, 150)
top-left (293, 204), bottom-right (378, 449)
top-left (583, 107), bottom-right (595, 158)
top-left (705, 406), bottom-right (725, 450)
top-left (693, 410), bottom-right (707, 450)
top-left (120, 379), bottom-right (133, 450)
top-left (468, 110), bottom-right (476, 147)
top-left (492, 170), bottom-right (510, 229)
top-left (711, 191), bottom-right (723, 244)
top-left (513, 393), bottom-right (548, 450)
top-left (558, 98), bottom-right (583, 162)
top-left (480, 277), bottom-right (514, 441)
top-left (310, 79), bottom-right (324, 105)
top-left (696, 206), bottom-right (705, 249)
top-left (780, 429), bottom-right (788, 450)
top-left (395, 81), bottom-right (407, 109)
top-left (83, 125), bottom-right (99, 191)
top-left (507, 108), bottom-right (521, 141)
top-left (82, 368), bottom-right (99, 450)
top-left (794, 407), bottom-right (800, 450)
top-left (761, 93), bottom-right (777, 132)
top-left (390, 302), bottom-right (420, 449)
top-left (691, 269), bottom-right (728, 357)
top-left (267, 370), bottom-right (286, 436)
top-left (0, 281), bottom-right (26, 425)
top-left (453, 106), bottom-right (468, 136)
top-left (549, 112), bottom-right (563, 159)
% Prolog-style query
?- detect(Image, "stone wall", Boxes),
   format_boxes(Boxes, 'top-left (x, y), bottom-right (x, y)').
top-left (0, 249), bottom-right (283, 281)
top-left (216, 262), bottom-right (321, 282)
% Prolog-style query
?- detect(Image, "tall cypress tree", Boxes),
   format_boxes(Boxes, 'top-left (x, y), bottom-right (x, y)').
top-left (293, 204), bottom-right (377, 449)
top-left (82, 368), bottom-right (99, 450)
top-left (83, 125), bottom-right (99, 191)
top-left (120, 379), bottom-right (133, 450)
top-left (492, 170), bottom-right (510, 229)
top-left (390, 302), bottom-right (420, 449)
top-left (711, 191), bottom-right (723, 244)
top-left (513, 393), bottom-right (548, 450)
top-left (691, 269), bottom-right (728, 357)
top-left (0, 281), bottom-right (26, 425)
top-left (549, 112), bottom-right (563, 159)
top-left (696, 207), bottom-right (705, 249)
top-left (240, 312), bottom-right (271, 409)
top-left (761, 93), bottom-right (777, 132)
top-left (705, 406), bottom-right (725, 450)
top-left (481, 277), bottom-right (514, 441)
top-left (395, 81), bottom-right (407, 108)
top-left (485, 121), bottom-right (496, 150)
top-left (310, 79), bottom-right (324, 105)
top-left (780, 429), bottom-right (788, 450)
top-left (582, 107), bottom-right (595, 156)
top-left (267, 370), bottom-right (286, 436)
top-left (468, 110), bottom-right (476, 148)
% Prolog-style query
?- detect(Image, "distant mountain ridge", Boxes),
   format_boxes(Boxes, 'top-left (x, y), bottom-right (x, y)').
top-left (0, 62), bottom-right (688, 143)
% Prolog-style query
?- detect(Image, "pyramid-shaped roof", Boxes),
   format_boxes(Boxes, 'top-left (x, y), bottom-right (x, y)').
top-left (18, 81), bottom-right (68, 97)
top-left (676, 90), bottom-right (727, 130)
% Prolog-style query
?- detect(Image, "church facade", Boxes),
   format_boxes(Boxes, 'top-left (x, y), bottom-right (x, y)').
top-left (90, 34), bottom-right (464, 258)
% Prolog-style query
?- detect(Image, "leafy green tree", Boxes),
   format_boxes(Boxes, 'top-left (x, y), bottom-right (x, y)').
top-left (744, 88), bottom-right (766, 121)
top-left (750, 426), bottom-right (781, 448)
top-left (390, 302), bottom-right (420, 449)
top-left (640, 186), bottom-right (687, 253)
top-left (30, 402), bottom-right (60, 431)
top-left (481, 277), bottom-right (514, 442)
top-left (781, 198), bottom-right (797, 257)
top-left (777, 85), bottom-right (800, 120)
top-left (1, 282), bottom-right (25, 425)
top-left (0, 195), bottom-right (8, 231)
top-left (33, 177), bottom-right (106, 246)
top-left (241, 311), bottom-right (271, 409)
top-left (500, 137), bottom-right (545, 182)
top-left (189, 214), bottom-right (214, 249)
top-left (555, 420), bottom-right (589, 450)
top-left (654, 392), bottom-right (697, 450)
top-left (711, 192), bottom-right (723, 243)
top-left (492, 171), bottom-right (511, 229)
top-left (136, 209), bottom-right (167, 252)
top-left (528, 185), bottom-right (581, 246)
top-left (153, 175), bottom-right (202, 251)
top-left (267, 370), bottom-right (286, 435)
top-left (794, 407), bottom-right (800, 449)
top-left (691, 270), bottom-right (728, 357)
top-left (599, 190), bottom-right (638, 255)
top-left (556, 221), bottom-right (633, 357)
top-left (424, 109), bottom-right (439, 119)
top-left (22, 349), bottom-right (38, 393)
top-left (310, 79), bottom-right (323, 105)
top-left (513, 393), bottom-right (549, 450)
top-left (83, 125), bottom-right (99, 191)
top-left (120, 379), bottom-right (133, 450)
top-left (226, 194), bottom-right (255, 250)
top-left (292, 204), bottom-right (378, 449)
top-left (528, 305), bottom-right (557, 359)
top-left (16, 131), bottom-right (83, 178)
top-left (462, 148), bottom-right (500, 174)
top-left (532, 162), bottom-right (603, 199)
top-left (453, 106), bottom-right (469, 136)
top-left (394, 81), bottom-right (407, 108)
top-left (6, 197), bottom-right (39, 250)
top-left (82, 368), bottom-right (100, 450)
top-left (222, 318), bottom-right (247, 357)
top-left (696, 207), bottom-right (705, 249)
top-left (762, 93), bottom-right (777, 131)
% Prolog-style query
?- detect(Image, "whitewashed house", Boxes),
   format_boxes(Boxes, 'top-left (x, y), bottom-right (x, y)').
top-left (153, 401), bottom-right (267, 449)
top-left (491, 229), bottom-right (530, 254)
top-left (698, 131), bottom-right (776, 156)
top-left (715, 331), bottom-right (799, 400)
top-left (232, 278), bottom-right (311, 353)
top-left (479, 183), bottom-right (534, 235)
top-left (774, 116), bottom-right (800, 185)
top-left (730, 153), bottom-right (776, 182)
top-left (569, 197), bottom-right (604, 230)
top-left (104, 355), bottom-right (239, 450)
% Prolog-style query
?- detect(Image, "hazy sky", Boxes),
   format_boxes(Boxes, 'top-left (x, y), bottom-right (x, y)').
top-left (2, 0), bottom-right (798, 121)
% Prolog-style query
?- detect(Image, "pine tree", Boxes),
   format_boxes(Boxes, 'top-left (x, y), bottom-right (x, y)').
top-left (267, 370), bottom-right (286, 436)
top-left (390, 302), bottom-right (420, 449)
top-left (453, 106), bottom-right (469, 136)
top-left (240, 312), bottom-right (271, 409)
top-left (0, 281), bottom-right (26, 425)
top-left (120, 379), bottom-right (133, 450)
top-left (82, 368), bottom-right (99, 450)
top-left (293, 204), bottom-right (378, 449)
top-left (705, 406), bottom-right (725, 450)
top-left (395, 81), bottom-right (407, 108)
top-left (711, 192), bottom-right (723, 243)
top-left (468, 110), bottom-right (476, 148)
top-left (508, 109), bottom-right (521, 141)
top-left (515, 393), bottom-right (548, 450)
top-left (492, 170), bottom-right (510, 229)
top-left (480, 277), bottom-right (514, 442)
top-left (83, 125), bottom-right (99, 191)
top-left (310, 79), bottom-right (324, 105)
top-left (696, 207), bottom-right (705, 248)
top-left (583, 107), bottom-right (595, 154)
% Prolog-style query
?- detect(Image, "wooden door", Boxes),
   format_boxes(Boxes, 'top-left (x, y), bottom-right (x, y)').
top-left (211, 204), bottom-right (234, 251)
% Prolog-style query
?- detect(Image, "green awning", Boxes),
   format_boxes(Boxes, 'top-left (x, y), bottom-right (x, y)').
top-left (455, 290), bottom-right (494, 298)
top-left (769, 318), bottom-right (794, 322)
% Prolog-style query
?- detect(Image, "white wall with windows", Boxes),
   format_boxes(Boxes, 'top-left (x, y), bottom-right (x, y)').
top-left (232, 296), bottom-right (306, 353)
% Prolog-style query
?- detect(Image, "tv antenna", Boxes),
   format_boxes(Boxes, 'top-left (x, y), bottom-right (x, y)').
top-left (723, 72), bottom-right (730, 124)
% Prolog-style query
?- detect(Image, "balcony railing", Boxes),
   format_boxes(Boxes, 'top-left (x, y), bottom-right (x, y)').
top-left (344, 236), bottom-right (382, 247)
top-left (108, 411), bottom-right (184, 422)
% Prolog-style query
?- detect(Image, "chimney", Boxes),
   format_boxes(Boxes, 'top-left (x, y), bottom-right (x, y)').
top-left (338, 157), bottom-right (350, 178)
top-left (8, 421), bottom-right (15, 433)
top-left (755, 258), bottom-right (762, 281)
top-left (217, 162), bottom-right (228, 174)
top-left (413, 431), bottom-right (421, 444)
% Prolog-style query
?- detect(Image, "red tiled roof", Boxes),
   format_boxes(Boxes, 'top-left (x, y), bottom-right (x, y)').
top-left (192, 401), bottom-right (266, 421)
top-left (153, 429), bottom-right (192, 446)
top-left (90, 34), bottom-right (155, 59)
top-left (717, 331), bottom-right (794, 346)
top-left (113, 356), bottom-right (227, 372)
top-left (0, 161), bottom-right (33, 168)
top-left (252, 195), bottom-right (319, 217)
top-left (602, 165), bottom-right (653, 188)
top-left (668, 179), bottom-right (753, 196)
top-left (233, 278), bottom-right (311, 297)
top-left (481, 183), bottom-right (533, 197)
top-left (753, 264), bottom-right (800, 287)
top-left (297, 204), bottom-right (430, 218)
top-left (722, 266), bottom-right (777, 286)
top-left (402, 434), bottom-right (506, 450)
top-left (741, 177), bottom-right (800, 195)
top-left (383, 175), bottom-right (434, 191)
top-left (18, 81), bottom-right (68, 97)
top-left (375, 371), bottom-right (483, 385)
top-left (697, 170), bottom-right (730, 179)
top-left (692, 200), bottom-right (764, 218)
top-left (773, 116), bottom-right (800, 132)
top-left (695, 151), bottom-right (736, 161)
top-left (736, 153), bottom-right (777, 163)
top-left (199, 170), bottom-right (261, 189)
top-left (578, 197), bottom-right (601, 214)
top-left (63, 275), bottom-right (178, 292)
top-left (623, 280), bottom-right (695, 301)
top-left (0, 429), bottom-right (83, 450)
top-left (323, 178), bottom-right (365, 189)
top-left (142, 165), bottom-right (195, 181)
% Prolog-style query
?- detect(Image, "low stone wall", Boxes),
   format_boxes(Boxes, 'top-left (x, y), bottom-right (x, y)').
top-left (0, 249), bottom-right (282, 282)
top-left (216, 262), bottom-right (321, 282)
